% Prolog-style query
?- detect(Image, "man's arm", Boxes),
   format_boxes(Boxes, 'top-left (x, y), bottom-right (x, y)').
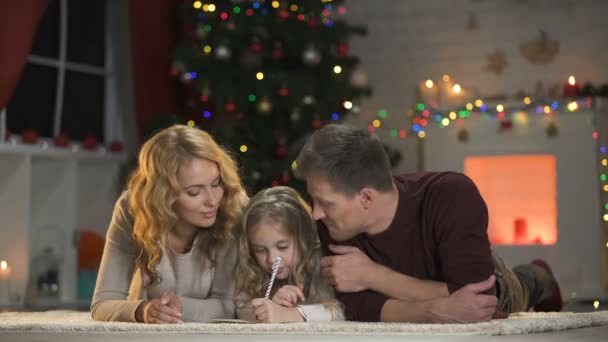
top-left (381, 275), bottom-right (498, 323)
top-left (322, 244), bottom-right (448, 301)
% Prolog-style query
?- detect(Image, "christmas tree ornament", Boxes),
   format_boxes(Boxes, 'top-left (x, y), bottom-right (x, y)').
top-left (337, 42), bottom-right (349, 56)
top-left (308, 18), bottom-right (320, 30)
top-left (499, 119), bottom-right (513, 132)
top-left (250, 36), bottom-right (263, 54)
top-left (281, 172), bottom-right (291, 184)
top-left (302, 44), bottom-right (321, 65)
top-left (457, 127), bottom-right (469, 143)
top-left (278, 9), bottom-right (290, 20)
top-left (224, 99), bottom-right (238, 113)
top-left (271, 41), bottom-right (284, 60)
top-left (303, 95), bottom-right (315, 105)
top-left (311, 118), bottom-right (323, 129)
top-left (214, 44), bottom-right (232, 60)
top-left (290, 108), bottom-right (301, 122)
top-left (278, 84), bottom-right (289, 97)
top-left (240, 51), bottom-right (263, 69)
top-left (350, 66), bottom-right (368, 88)
top-left (195, 23), bottom-right (208, 39)
top-left (546, 121), bottom-right (559, 138)
top-left (275, 144), bottom-right (289, 158)
top-left (257, 97), bottom-right (273, 114)
top-left (170, 61), bottom-right (187, 77)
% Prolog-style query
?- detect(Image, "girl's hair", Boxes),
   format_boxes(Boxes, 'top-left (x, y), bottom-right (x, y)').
top-left (237, 186), bottom-right (336, 305)
top-left (127, 125), bottom-right (245, 286)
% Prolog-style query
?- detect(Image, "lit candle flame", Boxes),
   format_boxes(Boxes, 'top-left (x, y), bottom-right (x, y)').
top-left (453, 84), bottom-right (462, 94)
top-left (0, 261), bottom-right (7, 271)
top-left (425, 79), bottom-right (434, 88)
top-left (568, 75), bottom-right (576, 85)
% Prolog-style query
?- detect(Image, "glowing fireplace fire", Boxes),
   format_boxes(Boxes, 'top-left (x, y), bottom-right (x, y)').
top-left (465, 155), bottom-right (557, 245)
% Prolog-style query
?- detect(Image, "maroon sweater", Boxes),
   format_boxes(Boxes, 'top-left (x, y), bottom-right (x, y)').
top-left (318, 172), bottom-right (494, 322)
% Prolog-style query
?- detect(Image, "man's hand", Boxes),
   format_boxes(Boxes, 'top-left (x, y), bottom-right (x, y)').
top-left (429, 275), bottom-right (499, 323)
top-left (251, 298), bottom-right (304, 323)
top-left (320, 244), bottom-right (376, 292)
top-left (136, 296), bottom-right (183, 324)
top-left (272, 284), bottom-right (306, 307)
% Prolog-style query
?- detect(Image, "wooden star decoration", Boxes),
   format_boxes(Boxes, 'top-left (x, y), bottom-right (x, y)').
top-left (485, 49), bottom-right (508, 75)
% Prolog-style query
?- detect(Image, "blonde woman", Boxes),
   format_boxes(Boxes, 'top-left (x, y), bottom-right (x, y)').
top-left (237, 186), bottom-right (344, 322)
top-left (91, 125), bottom-right (247, 323)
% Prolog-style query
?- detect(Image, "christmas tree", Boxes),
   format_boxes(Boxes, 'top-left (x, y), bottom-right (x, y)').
top-left (170, 0), bottom-right (372, 193)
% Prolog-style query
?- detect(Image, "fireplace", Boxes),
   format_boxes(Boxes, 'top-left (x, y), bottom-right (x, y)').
top-left (424, 109), bottom-right (604, 299)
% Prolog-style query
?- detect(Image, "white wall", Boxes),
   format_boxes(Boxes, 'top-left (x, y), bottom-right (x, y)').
top-left (345, 0), bottom-right (608, 172)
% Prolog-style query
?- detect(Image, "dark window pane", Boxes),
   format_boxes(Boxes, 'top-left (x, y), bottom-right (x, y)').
top-left (67, 0), bottom-right (106, 67)
top-left (61, 71), bottom-right (104, 141)
top-left (30, 0), bottom-right (60, 58)
top-left (7, 64), bottom-right (57, 137)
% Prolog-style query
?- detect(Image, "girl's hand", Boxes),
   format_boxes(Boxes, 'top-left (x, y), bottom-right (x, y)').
top-left (251, 298), bottom-right (305, 323)
top-left (271, 284), bottom-right (306, 307)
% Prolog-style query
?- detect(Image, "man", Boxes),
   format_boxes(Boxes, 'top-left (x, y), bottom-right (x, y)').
top-left (294, 124), bottom-right (562, 323)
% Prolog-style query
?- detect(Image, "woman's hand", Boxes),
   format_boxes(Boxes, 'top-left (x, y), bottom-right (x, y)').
top-left (271, 284), bottom-right (306, 307)
top-left (251, 298), bottom-right (304, 323)
top-left (136, 291), bottom-right (183, 324)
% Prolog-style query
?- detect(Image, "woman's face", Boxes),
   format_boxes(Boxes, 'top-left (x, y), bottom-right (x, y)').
top-left (173, 158), bottom-right (225, 229)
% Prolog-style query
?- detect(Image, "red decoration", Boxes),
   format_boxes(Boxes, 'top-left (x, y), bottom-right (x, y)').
top-left (278, 86), bottom-right (289, 97)
top-left (281, 173), bottom-right (291, 184)
top-left (499, 119), bottom-right (513, 132)
top-left (278, 9), bottom-right (289, 20)
top-left (563, 76), bottom-right (580, 98)
top-left (271, 42), bottom-right (284, 60)
top-left (250, 38), bottom-right (263, 54)
top-left (224, 100), bottom-right (238, 113)
top-left (308, 18), bottom-right (320, 29)
top-left (311, 119), bottom-right (323, 129)
top-left (109, 141), bottom-right (124, 153)
top-left (53, 134), bottom-right (70, 147)
top-left (337, 43), bottom-right (349, 56)
top-left (275, 144), bottom-right (289, 158)
top-left (22, 129), bottom-right (38, 144)
top-left (514, 218), bottom-right (528, 244)
top-left (271, 180), bottom-right (280, 187)
top-left (82, 136), bottom-right (99, 150)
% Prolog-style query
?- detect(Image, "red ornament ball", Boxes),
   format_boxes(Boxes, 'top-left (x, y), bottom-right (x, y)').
top-left (22, 129), bottom-right (38, 144)
top-left (311, 119), bottom-right (323, 129)
top-left (82, 135), bottom-right (99, 150)
top-left (275, 145), bottom-right (289, 158)
top-left (109, 141), bottom-right (124, 153)
top-left (53, 134), bottom-right (70, 147)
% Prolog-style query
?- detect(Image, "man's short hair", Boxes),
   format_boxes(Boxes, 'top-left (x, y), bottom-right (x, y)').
top-left (295, 124), bottom-right (394, 196)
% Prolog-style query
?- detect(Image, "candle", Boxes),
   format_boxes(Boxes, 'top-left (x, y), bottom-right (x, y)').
top-left (0, 260), bottom-right (12, 305)
top-left (416, 79), bottom-right (438, 105)
top-left (563, 75), bottom-right (580, 98)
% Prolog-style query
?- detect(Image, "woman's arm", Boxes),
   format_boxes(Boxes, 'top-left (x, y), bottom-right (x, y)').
top-left (90, 192), bottom-right (146, 322)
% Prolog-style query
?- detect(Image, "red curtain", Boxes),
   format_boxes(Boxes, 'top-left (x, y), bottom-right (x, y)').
top-left (129, 0), bottom-right (179, 137)
top-left (0, 0), bottom-right (49, 109)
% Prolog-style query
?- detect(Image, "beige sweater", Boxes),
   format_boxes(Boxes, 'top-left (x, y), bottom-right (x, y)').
top-left (91, 192), bottom-right (238, 322)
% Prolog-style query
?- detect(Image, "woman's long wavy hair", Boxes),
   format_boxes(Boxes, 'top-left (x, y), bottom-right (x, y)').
top-left (128, 125), bottom-right (245, 287)
top-left (237, 186), bottom-right (336, 305)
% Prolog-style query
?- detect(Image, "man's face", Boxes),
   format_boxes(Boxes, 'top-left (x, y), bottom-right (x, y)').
top-left (306, 174), bottom-right (364, 241)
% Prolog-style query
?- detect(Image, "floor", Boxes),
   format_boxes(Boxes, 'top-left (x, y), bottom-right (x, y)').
top-left (1, 325), bottom-right (607, 342)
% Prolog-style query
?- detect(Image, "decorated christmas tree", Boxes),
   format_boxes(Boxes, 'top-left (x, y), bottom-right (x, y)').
top-left (170, 0), bottom-right (372, 193)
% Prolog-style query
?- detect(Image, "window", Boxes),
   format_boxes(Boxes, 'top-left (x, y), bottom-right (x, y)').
top-left (465, 155), bottom-right (558, 245)
top-left (7, 0), bottom-right (111, 142)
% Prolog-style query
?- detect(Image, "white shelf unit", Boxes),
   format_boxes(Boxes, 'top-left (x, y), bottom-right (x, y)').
top-left (0, 142), bottom-right (125, 306)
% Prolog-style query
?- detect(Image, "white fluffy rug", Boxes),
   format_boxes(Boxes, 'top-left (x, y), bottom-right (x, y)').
top-left (0, 311), bottom-right (607, 336)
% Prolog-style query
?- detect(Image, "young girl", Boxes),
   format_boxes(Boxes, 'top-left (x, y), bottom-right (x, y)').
top-left (236, 186), bottom-right (344, 323)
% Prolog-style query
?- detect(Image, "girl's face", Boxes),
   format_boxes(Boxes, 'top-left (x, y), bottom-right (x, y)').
top-left (173, 158), bottom-right (225, 229)
top-left (248, 221), bottom-right (299, 280)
